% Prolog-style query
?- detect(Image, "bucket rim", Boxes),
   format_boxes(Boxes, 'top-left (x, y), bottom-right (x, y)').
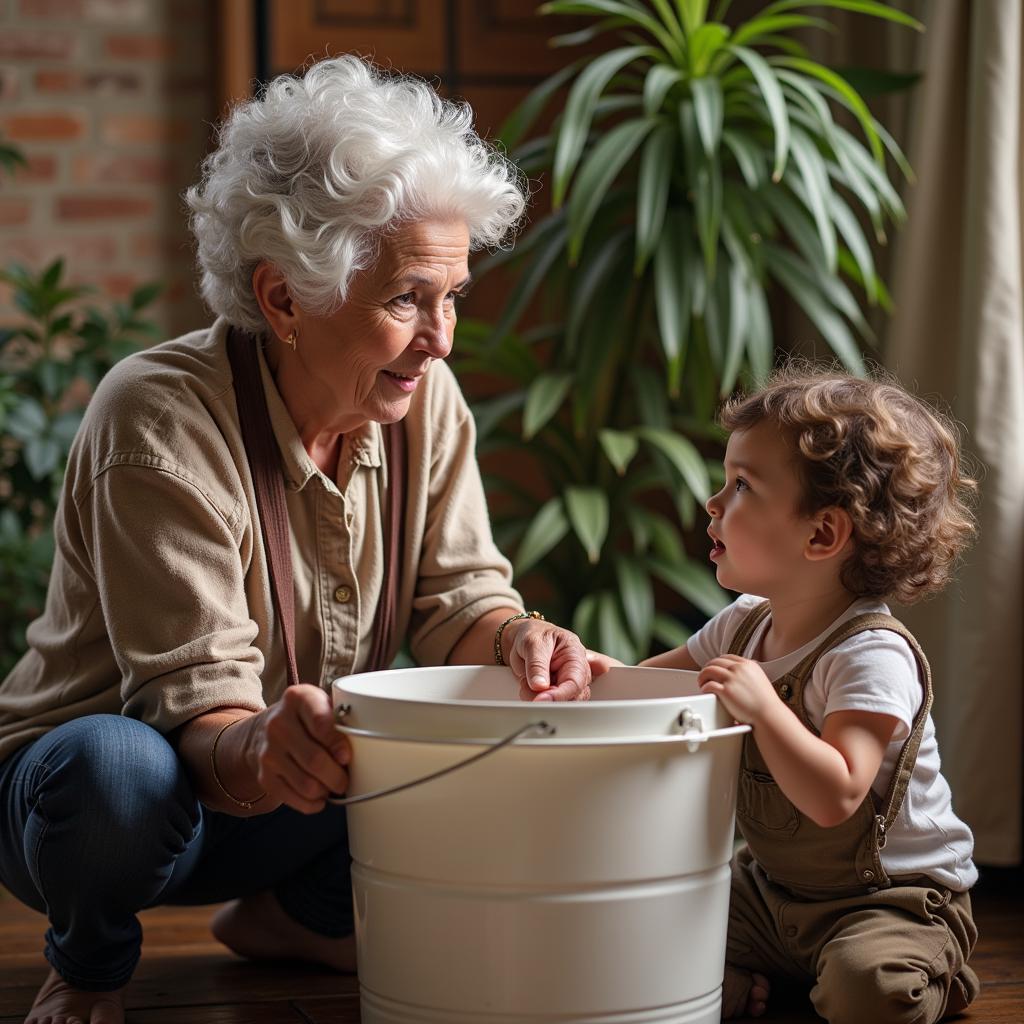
top-left (337, 722), bottom-right (751, 748)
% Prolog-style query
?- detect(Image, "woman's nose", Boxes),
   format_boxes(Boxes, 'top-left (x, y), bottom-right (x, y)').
top-left (417, 309), bottom-right (452, 359)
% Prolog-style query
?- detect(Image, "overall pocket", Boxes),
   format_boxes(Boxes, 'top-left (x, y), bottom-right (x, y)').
top-left (737, 769), bottom-right (799, 836)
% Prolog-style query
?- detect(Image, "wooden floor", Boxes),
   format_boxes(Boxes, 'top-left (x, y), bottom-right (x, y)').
top-left (2, 868), bottom-right (1022, 1023)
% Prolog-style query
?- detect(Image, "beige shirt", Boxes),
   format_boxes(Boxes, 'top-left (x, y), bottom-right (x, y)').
top-left (0, 318), bottom-right (523, 763)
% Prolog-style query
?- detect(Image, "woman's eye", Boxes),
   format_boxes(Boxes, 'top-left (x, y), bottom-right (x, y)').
top-left (392, 292), bottom-right (415, 306)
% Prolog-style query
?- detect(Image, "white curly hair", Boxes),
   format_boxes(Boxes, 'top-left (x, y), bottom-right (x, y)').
top-left (186, 55), bottom-right (527, 334)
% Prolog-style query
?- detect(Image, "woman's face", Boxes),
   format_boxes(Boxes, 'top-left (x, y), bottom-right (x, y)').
top-left (291, 218), bottom-right (471, 431)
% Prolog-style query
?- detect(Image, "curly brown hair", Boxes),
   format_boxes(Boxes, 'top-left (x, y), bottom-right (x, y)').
top-left (719, 364), bottom-right (978, 604)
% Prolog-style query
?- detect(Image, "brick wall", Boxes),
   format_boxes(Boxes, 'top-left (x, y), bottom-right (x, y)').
top-left (0, 0), bottom-right (215, 338)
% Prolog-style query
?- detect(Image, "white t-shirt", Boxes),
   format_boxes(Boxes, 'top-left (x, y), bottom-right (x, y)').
top-left (687, 594), bottom-right (977, 891)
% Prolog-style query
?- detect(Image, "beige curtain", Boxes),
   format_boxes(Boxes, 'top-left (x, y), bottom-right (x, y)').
top-left (886, 0), bottom-right (1024, 865)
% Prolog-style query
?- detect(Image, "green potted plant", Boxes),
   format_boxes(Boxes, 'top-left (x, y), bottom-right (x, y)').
top-left (456, 0), bottom-right (919, 661)
top-left (0, 260), bottom-right (162, 672)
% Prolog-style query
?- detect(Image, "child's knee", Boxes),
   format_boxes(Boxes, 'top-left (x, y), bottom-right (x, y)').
top-left (812, 955), bottom-right (947, 1024)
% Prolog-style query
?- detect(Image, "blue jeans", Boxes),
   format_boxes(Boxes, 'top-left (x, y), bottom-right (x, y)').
top-left (0, 714), bottom-right (354, 990)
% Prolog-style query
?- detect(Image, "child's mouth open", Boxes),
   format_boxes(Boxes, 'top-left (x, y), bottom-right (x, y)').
top-left (709, 531), bottom-right (726, 561)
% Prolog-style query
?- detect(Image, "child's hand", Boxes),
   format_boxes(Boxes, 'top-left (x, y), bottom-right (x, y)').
top-left (586, 649), bottom-right (623, 678)
top-left (698, 655), bottom-right (778, 725)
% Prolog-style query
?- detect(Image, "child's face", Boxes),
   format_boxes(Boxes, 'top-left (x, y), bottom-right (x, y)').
top-left (705, 421), bottom-right (818, 596)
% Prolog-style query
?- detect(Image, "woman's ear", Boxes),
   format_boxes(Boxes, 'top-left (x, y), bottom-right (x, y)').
top-left (251, 261), bottom-right (296, 342)
top-left (805, 506), bottom-right (854, 562)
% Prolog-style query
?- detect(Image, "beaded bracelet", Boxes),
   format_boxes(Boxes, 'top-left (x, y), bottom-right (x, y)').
top-left (211, 716), bottom-right (266, 810)
top-left (493, 610), bottom-right (545, 666)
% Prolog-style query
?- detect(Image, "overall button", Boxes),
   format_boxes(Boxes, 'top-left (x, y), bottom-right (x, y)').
top-left (334, 585), bottom-right (353, 604)
top-left (778, 683), bottom-right (792, 700)
top-left (862, 869), bottom-right (875, 881)
top-left (785, 926), bottom-right (797, 938)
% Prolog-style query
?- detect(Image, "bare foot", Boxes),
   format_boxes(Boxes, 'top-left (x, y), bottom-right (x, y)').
top-left (24, 968), bottom-right (125, 1024)
top-left (210, 888), bottom-right (356, 972)
top-left (722, 965), bottom-right (771, 1019)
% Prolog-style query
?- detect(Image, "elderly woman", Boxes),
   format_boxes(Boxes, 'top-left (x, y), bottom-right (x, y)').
top-left (0, 56), bottom-right (590, 1024)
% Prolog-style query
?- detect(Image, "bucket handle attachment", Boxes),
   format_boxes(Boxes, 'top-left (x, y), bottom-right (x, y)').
top-left (674, 706), bottom-right (751, 752)
top-left (327, 709), bottom-right (556, 806)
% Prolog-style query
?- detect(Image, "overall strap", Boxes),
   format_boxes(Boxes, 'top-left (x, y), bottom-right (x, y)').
top-left (788, 612), bottom-right (934, 837)
top-left (727, 600), bottom-right (772, 656)
top-left (227, 327), bottom-right (406, 679)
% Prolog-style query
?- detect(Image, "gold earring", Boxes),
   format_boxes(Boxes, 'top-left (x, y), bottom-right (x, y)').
top-left (283, 329), bottom-right (297, 350)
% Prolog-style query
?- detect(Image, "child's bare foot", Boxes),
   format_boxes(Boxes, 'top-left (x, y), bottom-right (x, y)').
top-left (210, 888), bottom-right (356, 972)
top-left (24, 968), bottom-right (125, 1024)
top-left (722, 965), bottom-right (770, 1019)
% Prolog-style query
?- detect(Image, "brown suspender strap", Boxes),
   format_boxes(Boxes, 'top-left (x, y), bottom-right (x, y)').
top-left (226, 327), bottom-right (405, 681)
top-left (786, 612), bottom-right (933, 836)
top-left (727, 600), bottom-right (772, 657)
top-left (367, 415), bottom-right (406, 673)
top-left (726, 600), bottom-right (932, 835)
top-left (227, 327), bottom-right (301, 688)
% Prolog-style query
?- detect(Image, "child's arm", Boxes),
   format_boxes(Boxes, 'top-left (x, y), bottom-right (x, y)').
top-left (640, 645), bottom-right (700, 671)
top-left (699, 655), bottom-right (898, 828)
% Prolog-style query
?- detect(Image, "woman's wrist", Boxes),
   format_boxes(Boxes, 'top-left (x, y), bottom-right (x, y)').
top-left (211, 715), bottom-right (267, 810)
top-left (494, 610), bottom-right (545, 665)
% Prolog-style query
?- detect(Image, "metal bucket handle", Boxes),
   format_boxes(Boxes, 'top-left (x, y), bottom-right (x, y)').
top-left (327, 708), bottom-right (555, 806)
top-left (327, 702), bottom-right (749, 806)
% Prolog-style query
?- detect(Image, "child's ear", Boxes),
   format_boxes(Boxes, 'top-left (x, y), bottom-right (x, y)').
top-left (805, 506), bottom-right (853, 561)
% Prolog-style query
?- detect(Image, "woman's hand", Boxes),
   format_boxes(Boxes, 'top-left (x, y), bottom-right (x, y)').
top-left (587, 650), bottom-right (623, 678)
top-left (697, 654), bottom-right (779, 725)
top-left (245, 684), bottom-right (352, 814)
top-left (507, 619), bottom-right (592, 702)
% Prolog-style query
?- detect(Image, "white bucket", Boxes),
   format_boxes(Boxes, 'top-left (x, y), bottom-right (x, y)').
top-left (332, 665), bottom-right (749, 1024)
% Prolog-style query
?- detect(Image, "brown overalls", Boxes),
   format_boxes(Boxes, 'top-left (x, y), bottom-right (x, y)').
top-left (722, 602), bottom-right (980, 1024)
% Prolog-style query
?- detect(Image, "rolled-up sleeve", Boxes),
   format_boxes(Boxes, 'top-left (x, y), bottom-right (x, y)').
top-left (407, 399), bottom-right (524, 667)
top-left (81, 457), bottom-right (266, 733)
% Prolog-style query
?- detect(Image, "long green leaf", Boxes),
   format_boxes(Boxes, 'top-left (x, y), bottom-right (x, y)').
top-left (599, 428), bottom-right (640, 475)
top-left (643, 63), bottom-right (684, 116)
top-left (722, 128), bottom-right (766, 188)
top-left (652, 612), bottom-right (693, 649)
top-left (565, 486), bottom-right (610, 564)
top-left (498, 62), bottom-right (580, 151)
top-left (515, 496), bottom-right (570, 576)
top-left (567, 227), bottom-right (631, 355)
top-left (568, 117), bottom-right (657, 263)
top-left (761, 0), bottom-right (923, 32)
top-left (551, 44), bottom-right (658, 208)
top-left (720, 258), bottom-right (748, 396)
top-left (490, 222), bottom-right (569, 344)
top-left (766, 245), bottom-right (865, 372)
top-left (726, 45), bottom-right (789, 180)
top-left (648, 555), bottom-right (729, 617)
top-left (635, 122), bottom-right (675, 273)
top-left (745, 277), bottom-right (774, 382)
top-left (615, 555), bottom-right (655, 651)
top-left (637, 426), bottom-right (710, 501)
top-left (597, 591), bottom-right (638, 664)
top-left (653, 210), bottom-right (694, 390)
top-left (787, 125), bottom-right (837, 271)
top-left (691, 76), bottom-right (724, 158)
top-left (522, 372), bottom-right (573, 440)
top-left (542, 1), bottom-right (685, 64)
top-left (729, 13), bottom-right (831, 48)
top-left (771, 55), bottom-right (883, 163)
top-left (688, 23), bottom-right (730, 75)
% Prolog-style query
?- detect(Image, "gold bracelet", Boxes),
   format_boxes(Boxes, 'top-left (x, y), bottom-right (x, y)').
top-left (211, 716), bottom-right (266, 810)
top-left (494, 610), bottom-right (545, 666)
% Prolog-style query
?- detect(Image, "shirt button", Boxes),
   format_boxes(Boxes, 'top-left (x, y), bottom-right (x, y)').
top-left (334, 585), bottom-right (353, 604)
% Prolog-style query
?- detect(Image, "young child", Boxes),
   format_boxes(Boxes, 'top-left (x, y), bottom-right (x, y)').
top-left (599, 366), bottom-right (980, 1024)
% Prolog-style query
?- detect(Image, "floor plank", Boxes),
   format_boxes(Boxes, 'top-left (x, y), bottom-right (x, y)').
top-left (2, 867), bottom-right (1021, 1023)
